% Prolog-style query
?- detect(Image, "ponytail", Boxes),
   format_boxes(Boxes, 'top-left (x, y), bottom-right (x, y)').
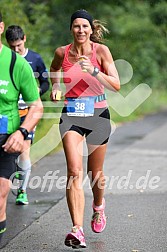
top-left (90, 20), bottom-right (109, 43)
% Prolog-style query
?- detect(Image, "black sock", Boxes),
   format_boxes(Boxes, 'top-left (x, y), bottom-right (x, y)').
top-left (0, 220), bottom-right (6, 243)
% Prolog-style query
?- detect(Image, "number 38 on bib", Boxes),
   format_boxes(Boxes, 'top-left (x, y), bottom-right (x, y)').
top-left (66, 97), bottom-right (94, 117)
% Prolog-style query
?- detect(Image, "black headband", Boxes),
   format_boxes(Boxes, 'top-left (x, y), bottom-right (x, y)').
top-left (70, 10), bottom-right (93, 30)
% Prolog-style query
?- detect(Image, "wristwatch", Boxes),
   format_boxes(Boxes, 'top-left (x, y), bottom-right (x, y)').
top-left (18, 127), bottom-right (29, 140)
top-left (92, 67), bottom-right (100, 77)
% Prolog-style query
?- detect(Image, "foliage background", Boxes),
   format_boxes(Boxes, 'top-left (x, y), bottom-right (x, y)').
top-left (1, 0), bottom-right (167, 90)
top-left (1, 0), bottom-right (167, 146)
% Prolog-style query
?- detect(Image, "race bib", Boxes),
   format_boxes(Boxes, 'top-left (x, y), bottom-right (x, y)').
top-left (0, 115), bottom-right (8, 134)
top-left (66, 97), bottom-right (94, 117)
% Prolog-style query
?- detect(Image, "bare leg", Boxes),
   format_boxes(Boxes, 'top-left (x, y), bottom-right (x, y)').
top-left (62, 131), bottom-right (85, 227)
top-left (87, 144), bottom-right (107, 206)
top-left (0, 178), bottom-right (11, 220)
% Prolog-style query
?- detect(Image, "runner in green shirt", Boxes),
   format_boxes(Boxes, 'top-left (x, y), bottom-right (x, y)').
top-left (0, 12), bottom-right (43, 243)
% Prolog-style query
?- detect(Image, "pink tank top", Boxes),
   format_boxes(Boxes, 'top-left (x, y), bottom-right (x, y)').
top-left (62, 43), bottom-right (107, 108)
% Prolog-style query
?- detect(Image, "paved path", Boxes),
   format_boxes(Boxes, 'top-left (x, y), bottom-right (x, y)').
top-left (1, 109), bottom-right (167, 252)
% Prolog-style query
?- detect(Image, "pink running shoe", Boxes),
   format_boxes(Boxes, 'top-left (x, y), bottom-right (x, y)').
top-left (91, 198), bottom-right (106, 233)
top-left (64, 226), bottom-right (86, 249)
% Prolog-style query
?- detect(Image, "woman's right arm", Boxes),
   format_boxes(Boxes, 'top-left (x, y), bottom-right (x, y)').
top-left (50, 46), bottom-right (65, 101)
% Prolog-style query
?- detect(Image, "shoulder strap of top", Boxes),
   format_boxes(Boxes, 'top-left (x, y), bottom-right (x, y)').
top-left (64, 44), bottom-right (72, 58)
top-left (91, 42), bottom-right (101, 70)
top-left (91, 42), bottom-right (97, 61)
top-left (10, 51), bottom-right (18, 91)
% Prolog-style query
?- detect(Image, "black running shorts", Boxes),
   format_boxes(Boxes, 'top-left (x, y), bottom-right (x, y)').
top-left (59, 107), bottom-right (111, 145)
top-left (0, 134), bottom-right (19, 180)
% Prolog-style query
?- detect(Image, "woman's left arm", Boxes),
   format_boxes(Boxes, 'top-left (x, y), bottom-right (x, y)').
top-left (81, 44), bottom-right (120, 91)
top-left (95, 44), bottom-right (120, 91)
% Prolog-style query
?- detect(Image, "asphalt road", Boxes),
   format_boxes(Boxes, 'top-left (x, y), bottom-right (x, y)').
top-left (1, 108), bottom-right (167, 252)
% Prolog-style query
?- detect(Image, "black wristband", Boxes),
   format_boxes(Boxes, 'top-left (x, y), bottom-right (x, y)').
top-left (18, 127), bottom-right (29, 140)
